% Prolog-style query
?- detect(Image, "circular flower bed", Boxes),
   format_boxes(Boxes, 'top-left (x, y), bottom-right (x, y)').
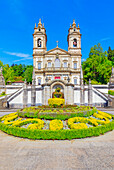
top-left (0, 108), bottom-right (114, 140)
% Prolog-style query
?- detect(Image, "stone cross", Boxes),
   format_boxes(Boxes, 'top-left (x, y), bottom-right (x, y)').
top-left (56, 40), bottom-right (59, 47)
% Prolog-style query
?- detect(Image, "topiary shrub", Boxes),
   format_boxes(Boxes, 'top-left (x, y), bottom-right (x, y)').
top-left (48, 98), bottom-right (65, 107)
top-left (52, 87), bottom-right (64, 98)
top-left (108, 90), bottom-right (114, 96)
top-left (49, 119), bottom-right (63, 130)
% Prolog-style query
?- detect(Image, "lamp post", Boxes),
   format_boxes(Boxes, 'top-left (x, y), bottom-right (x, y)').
top-left (67, 76), bottom-right (70, 83)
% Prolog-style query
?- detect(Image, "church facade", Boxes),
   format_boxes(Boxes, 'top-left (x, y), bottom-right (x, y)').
top-left (33, 19), bottom-right (84, 105)
top-left (33, 19), bottom-right (81, 86)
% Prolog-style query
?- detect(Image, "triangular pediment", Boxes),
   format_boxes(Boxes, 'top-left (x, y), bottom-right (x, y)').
top-left (46, 47), bottom-right (69, 55)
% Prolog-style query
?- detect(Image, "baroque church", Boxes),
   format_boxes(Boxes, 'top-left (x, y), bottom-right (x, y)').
top-left (0, 19), bottom-right (111, 108)
top-left (33, 19), bottom-right (81, 86)
top-left (32, 19), bottom-right (84, 105)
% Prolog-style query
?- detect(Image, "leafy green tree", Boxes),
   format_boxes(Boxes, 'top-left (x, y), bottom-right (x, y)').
top-left (0, 60), bottom-right (3, 67)
top-left (24, 66), bottom-right (33, 83)
top-left (3, 64), bottom-right (15, 84)
top-left (107, 46), bottom-right (114, 65)
top-left (11, 64), bottom-right (26, 77)
top-left (82, 43), bottom-right (112, 84)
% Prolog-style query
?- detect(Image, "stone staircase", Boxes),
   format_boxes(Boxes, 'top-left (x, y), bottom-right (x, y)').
top-left (0, 98), bottom-right (4, 109)
top-left (109, 95), bottom-right (114, 108)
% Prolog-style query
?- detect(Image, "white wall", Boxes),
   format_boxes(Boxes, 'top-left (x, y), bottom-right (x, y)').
top-left (74, 90), bottom-right (80, 104)
top-left (93, 85), bottom-right (108, 94)
top-left (36, 90), bottom-right (42, 104)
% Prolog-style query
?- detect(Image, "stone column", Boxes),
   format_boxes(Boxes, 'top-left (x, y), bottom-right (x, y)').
top-left (31, 79), bottom-right (36, 106)
top-left (88, 79), bottom-right (93, 106)
top-left (80, 84), bottom-right (84, 105)
top-left (42, 84), bottom-right (51, 105)
top-left (80, 65), bottom-right (85, 105)
top-left (23, 79), bottom-right (28, 108)
top-left (67, 84), bottom-right (74, 105)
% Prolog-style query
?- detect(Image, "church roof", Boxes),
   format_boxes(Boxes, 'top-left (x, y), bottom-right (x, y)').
top-left (45, 47), bottom-right (70, 55)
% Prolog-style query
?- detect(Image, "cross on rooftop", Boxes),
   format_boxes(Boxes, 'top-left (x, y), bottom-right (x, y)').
top-left (56, 40), bottom-right (59, 47)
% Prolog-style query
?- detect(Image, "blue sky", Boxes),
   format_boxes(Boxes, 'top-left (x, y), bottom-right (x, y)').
top-left (0, 0), bottom-right (114, 65)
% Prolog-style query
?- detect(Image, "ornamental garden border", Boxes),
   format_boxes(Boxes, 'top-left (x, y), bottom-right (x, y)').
top-left (0, 107), bottom-right (114, 140)
top-left (0, 120), bottom-right (114, 140)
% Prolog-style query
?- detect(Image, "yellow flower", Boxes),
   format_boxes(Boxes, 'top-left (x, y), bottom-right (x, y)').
top-left (98, 111), bottom-right (112, 119)
top-left (49, 119), bottom-right (63, 130)
top-left (70, 123), bottom-right (88, 129)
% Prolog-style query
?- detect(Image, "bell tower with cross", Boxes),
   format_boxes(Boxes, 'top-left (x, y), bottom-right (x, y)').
top-left (33, 19), bottom-right (47, 54)
top-left (67, 20), bottom-right (82, 54)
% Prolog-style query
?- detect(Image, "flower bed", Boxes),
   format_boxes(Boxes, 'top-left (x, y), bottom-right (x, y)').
top-left (17, 106), bottom-right (95, 120)
top-left (0, 109), bottom-right (114, 140)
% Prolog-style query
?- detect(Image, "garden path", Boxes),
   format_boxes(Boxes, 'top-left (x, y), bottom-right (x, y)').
top-left (0, 129), bottom-right (114, 170)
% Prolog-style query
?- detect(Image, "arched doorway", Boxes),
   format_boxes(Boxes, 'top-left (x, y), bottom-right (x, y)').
top-left (52, 84), bottom-right (64, 93)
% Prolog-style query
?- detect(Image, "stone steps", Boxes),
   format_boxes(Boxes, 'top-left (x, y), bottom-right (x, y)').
top-left (108, 95), bottom-right (114, 108)
top-left (0, 98), bottom-right (5, 109)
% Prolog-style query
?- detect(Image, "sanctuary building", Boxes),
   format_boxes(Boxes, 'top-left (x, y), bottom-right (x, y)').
top-left (0, 19), bottom-right (111, 108)
top-left (33, 19), bottom-right (81, 86)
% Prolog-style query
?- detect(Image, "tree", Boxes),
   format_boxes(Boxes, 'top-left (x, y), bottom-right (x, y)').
top-left (82, 43), bottom-right (112, 84)
top-left (107, 46), bottom-right (114, 65)
top-left (11, 64), bottom-right (26, 77)
top-left (0, 60), bottom-right (3, 67)
top-left (3, 64), bottom-right (15, 84)
top-left (24, 66), bottom-right (33, 83)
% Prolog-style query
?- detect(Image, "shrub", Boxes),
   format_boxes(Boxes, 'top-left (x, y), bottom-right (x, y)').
top-left (12, 118), bottom-right (44, 127)
top-left (28, 123), bottom-right (44, 130)
top-left (1, 91), bottom-right (6, 96)
top-left (49, 119), bottom-right (63, 130)
top-left (93, 113), bottom-right (107, 120)
top-left (108, 90), bottom-right (114, 96)
top-left (70, 123), bottom-right (88, 129)
top-left (0, 120), bottom-right (113, 140)
top-left (0, 112), bottom-right (114, 140)
top-left (48, 98), bottom-right (65, 107)
top-left (98, 110), bottom-right (112, 119)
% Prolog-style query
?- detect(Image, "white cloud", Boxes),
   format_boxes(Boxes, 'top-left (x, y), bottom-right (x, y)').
top-left (100, 37), bottom-right (110, 42)
top-left (82, 58), bottom-right (86, 61)
top-left (4, 51), bottom-right (30, 58)
top-left (13, 57), bottom-right (33, 63)
top-left (3, 50), bottom-right (32, 63)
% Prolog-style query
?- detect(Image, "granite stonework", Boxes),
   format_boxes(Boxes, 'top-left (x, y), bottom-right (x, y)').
top-left (0, 67), bottom-right (5, 95)
top-left (109, 67), bottom-right (114, 90)
top-left (0, 66), bottom-right (112, 108)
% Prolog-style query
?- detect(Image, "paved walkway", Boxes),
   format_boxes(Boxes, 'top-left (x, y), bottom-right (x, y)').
top-left (0, 129), bottom-right (114, 169)
top-left (0, 110), bottom-right (114, 170)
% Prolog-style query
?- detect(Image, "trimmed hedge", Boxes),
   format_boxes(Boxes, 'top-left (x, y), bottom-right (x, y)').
top-left (17, 108), bottom-right (96, 120)
top-left (48, 98), bottom-right (65, 107)
top-left (108, 90), bottom-right (114, 96)
top-left (0, 120), bottom-right (114, 140)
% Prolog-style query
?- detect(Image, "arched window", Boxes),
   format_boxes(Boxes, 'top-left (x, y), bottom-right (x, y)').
top-left (73, 39), bottom-right (77, 47)
top-left (38, 78), bottom-right (41, 85)
top-left (37, 38), bottom-right (41, 47)
top-left (74, 78), bottom-right (77, 85)
top-left (55, 58), bottom-right (60, 68)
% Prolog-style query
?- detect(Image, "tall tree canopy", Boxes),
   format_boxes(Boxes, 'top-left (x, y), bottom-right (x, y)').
top-left (0, 61), bottom-right (33, 84)
top-left (82, 43), bottom-right (112, 84)
top-left (24, 66), bottom-right (33, 83)
top-left (107, 46), bottom-right (114, 65)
